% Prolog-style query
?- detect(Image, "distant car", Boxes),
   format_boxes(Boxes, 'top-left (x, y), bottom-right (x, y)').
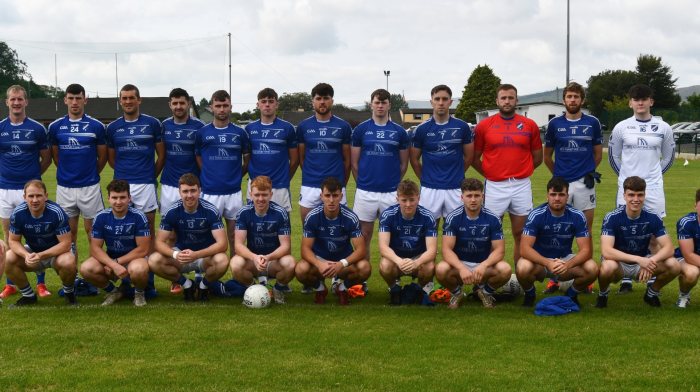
top-left (675, 122), bottom-right (695, 130)
top-left (671, 122), bottom-right (690, 130)
top-left (673, 122), bottom-right (700, 144)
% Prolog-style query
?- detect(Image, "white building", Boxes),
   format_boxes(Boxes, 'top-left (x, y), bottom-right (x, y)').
top-left (474, 101), bottom-right (591, 128)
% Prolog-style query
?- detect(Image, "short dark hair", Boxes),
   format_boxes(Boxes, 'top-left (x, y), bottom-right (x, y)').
top-left (396, 180), bottom-right (419, 198)
top-left (120, 84), bottom-right (140, 99)
top-left (107, 179), bottom-right (130, 196)
top-left (211, 90), bottom-right (230, 103)
top-left (169, 88), bottom-right (190, 101)
top-left (563, 82), bottom-right (585, 100)
top-left (623, 176), bottom-right (646, 193)
top-left (311, 83), bottom-right (334, 98)
top-left (321, 177), bottom-right (343, 194)
top-left (178, 173), bottom-right (200, 188)
top-left (461, 178), bottom-right (484, 193)
top-left (65, 84), bottom-right (85, 97)
top-left (497, 84), bottom-right (518, 97)
top-left (430, 85), bottom-right (452, 98)
top-left (371, 89), bottom-right (391, 103)
top-left (628, 84), bottom-right (654, 100)
top-left (547, 177), bottom-right (569, 193)
top-left (257, 88), bottom-right (278, 101)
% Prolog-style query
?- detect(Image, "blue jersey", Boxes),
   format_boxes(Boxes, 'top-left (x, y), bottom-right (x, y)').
top-left (601, 206), bottom-right (668, 258)
top-left (296, 115), bottom-right (352, 188)
top-left (410, 116), bottom-right (472, 190)
top-left (9, 200), bottom-right (70, 253)
top-left (235, 201), bottom-right (291, 255)
top-left (160, 116), bottom-right (206, 188)
top-left (160, 198), bottom-right (225, 251)
top-left (351, 119), bottom-right (409, 192)
top-left (195, 122), bottom-right (250, 195)
top-left (522, 203), bottom-right (590, 259)
top-left (675, 212), bottom-right (700, 259)
top-left (442, 206), bottom-right (504, 263)
top-left (303, 204), bottom-right (362, 261)
top-left (0, 116), bottom-right (50, 190)
top-left (48, 114), bottom-right (107, 188)
top-left (246, 118), bottom-right (298, 189)
top-left (106, 114), bottom-right (163, 184)
top-left (378, 204), bottom-right (437, 258)
top-left (91, 207), bottom-right (150, 259)
top-left (545, 114), bottom-right (603, 182)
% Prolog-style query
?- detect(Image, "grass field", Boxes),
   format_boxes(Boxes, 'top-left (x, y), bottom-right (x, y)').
top-left (2, 154), bottom-right (700, 391)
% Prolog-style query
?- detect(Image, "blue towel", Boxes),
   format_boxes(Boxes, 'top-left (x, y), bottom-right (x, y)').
top-left (58, 278), bottom-right (100, 297)
top-left (535, 296), bottom-right (580, 316)
top-left (209, 279), bottom-right (247, 298)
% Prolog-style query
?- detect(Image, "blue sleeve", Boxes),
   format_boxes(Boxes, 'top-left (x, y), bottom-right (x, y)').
top-left (37, 124), bottom-right (50, 150)
top-left (234, 211), bottom-right (247, 231)
top-left (159, 212), bottom-right (174, 231)
top-left (544, 121), bottom-right (556, 147)
top-left (652, 216), bottom-right (669, 238)
top-left (378, 212), bottom-right (392, 233)
top-left (242, 129), bottom-right (251, 152)
top-left (106, 125), bottom-right (115, 149)
top-left (593, 119), bottom-right (603, 146)
top-left (575, 214), bottom-right (590, 238)
top-left (154, 119), bottom-right (164, 143)
top-left (135, 213), bottom-right (151, 237)
top-left (462, 123), bottom-right (472, 144)
top-left (412, 126), bottom-right (424, 149)
top-left (210, 209), bottom-right (225, 231)
top-left (296, 124), bottom-right (306, 144)
top-left (399, 128), bottom-right (410, 150)
top-left (8, 210), bottom-right (20, 235)
top-left (442, 215), bottom-right (456, 236)
top-left (677, 218), bottom-right (693, 240)
top-left (302, 215), bottom-right (316, 238)
top-left (425, 213), bottom-right (438, 237)
top-left (91, 216), bottom-right (104, 240)
top-left (601, 214), bottom-right (615, 237)
top-left (278, 211), bottom-right (291, 236)
top-left (286, 124), bottom-right (298, 149)
top-left (490, 217), bottom-right (505, 241)
top-left (55, 209), bottom-right (71, 236)
top-left (96, 122), bottom-right (107, 146)
top-left (49, 123), bottom-right (58, 146)
top-left (521, 212), bottom-right (539, 237)
top-left (343, 123), bottom-right (352, 145)
top-left (194, 131), bottom-right (202, 156)
top-left (351, 124), bottom-right (363, 147)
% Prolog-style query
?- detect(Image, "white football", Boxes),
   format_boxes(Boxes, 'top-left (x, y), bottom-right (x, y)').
top-left (501, 274), bottom-right (524, 296)
top-left (243, 285), bottom-right (271, 309)
top-left (558, 279), bottom-right (574, 293)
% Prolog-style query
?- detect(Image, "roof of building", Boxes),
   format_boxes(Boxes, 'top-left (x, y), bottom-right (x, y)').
top-left (0, 97), bottom-right (200, 123)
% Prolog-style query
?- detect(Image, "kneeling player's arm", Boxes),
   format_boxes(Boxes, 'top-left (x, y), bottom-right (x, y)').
top-left (471, 150), bottom-right (484, 176)
top-left (38, 233), bottom-right (72, 260)
top-left (154, 229), bottom-right (174, 257)
top-left (90, 238), bottom-right (119, 267)
top-left (346, 236), bottom-right (366, 265)
top-left (118, 236), bottom-right (151, 264)
top-left (600, 235), bottom-right (639, 263)
top-left (416, 236), bottom-right (438, 266)
top-left (267, 234), bottom-right (291, 261)
top-left (409, 147), bottom-right (422, 179)
top-left (301, 237), bottom-right (322, 268)
top-left (481, 239), bottom-right (505, 268)
top-left (194, 228), bottom-right (228, 259)
top-left (519, 235), bottom-right (551, 267)
top-left (441, 236), bottom-right (465, 270)
top-left (378, 232), bottom-right (401, 264)
top-left (234, 230), bottom-right (256, 260)
top-left (651, 234), bottom-right (675, 261)
top-left (567, 236), bottom-right (593, 268)
top-left (679, 239), bottom-right (700, 267)
top-left (8, 233), bottom-right (29, 258)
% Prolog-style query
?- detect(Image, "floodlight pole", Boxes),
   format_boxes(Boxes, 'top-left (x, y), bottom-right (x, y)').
top-left (229, 33), bottom-right (232, 98)
top-left (115, 53), bottom-right (119, 110)
top-left (566, 0), bottom-right (570, 87)
top-left (384, 70), bottom-right (390, 92)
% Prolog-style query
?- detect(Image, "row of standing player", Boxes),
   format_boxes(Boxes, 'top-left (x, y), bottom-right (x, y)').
top-left (0, 80), bottom-right (683, 305)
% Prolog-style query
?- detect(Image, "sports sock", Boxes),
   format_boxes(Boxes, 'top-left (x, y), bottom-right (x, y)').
top-left (621, 278), bottom-right (632, 285)
top-left (680, 290), bottom-right (691, 299)
top-left (177, 275), bottom-right (193, 290)
top-left (450, 286), bottom-right (462, 295)
top-left (388, 283), bottom-right (399, 292)
top-left (6, 277), bottom-right (14, 286)
top-left (566, 285), bottom-right (581, 297)
top-left (19, 284), bottom-right (36, 298)
top-left (646, 286), bottom-right (660, 297)
top-left (135, 287), bottom-right (145, 294)
top-left (647, 277), bottom-right (657, 286)
top-left (36, 272), bottom-right (46, 285)
top-left (339, 281), bottom-right (347, 291)
top-left (599, 287), bottom-right (611, 297)
top-left (200, 277), bottom-right (211, 290)
top-left (195, 270), bottom-right (203, 279)
top-left (148, 271), bottom-right (155, 285)
top-left (259, 276), bottom-right (268, 285)
top-left (274, 282), bottom-right (286, 291)
top-left (524, 286), bottom-right (536, 297)
top-left (62, 283), bottom-right (74, 294)
top-left (122, 277), bottom-right (131, 285)
top-left (315, 279), bottom-right (325, 291)
top-left (483, 284), bottom-right (496, 294)
top-left (102, 282), bottom-right (116, 293)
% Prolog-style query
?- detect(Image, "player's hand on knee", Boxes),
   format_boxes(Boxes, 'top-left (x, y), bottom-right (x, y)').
top-left (177, 250), bottom-right (194, 264)
top-left (26, 253), bottom-right (40, 268)
top-left (113, 263), bottom-right (129, 280)
top-left (254, 255), bottom-right (267, 271)
top-left (460, 267), bottom-right (473, 285)
top-left (638, 268), bottom-right (652, 283)
top-left (638, 256), bottom-right (656, 272)
top-left (550, 259), bottom-right (566, 275)
top-left (399, 258), bottom-right (416, 274)
top-left (472, 265), bottom-right (486, 284)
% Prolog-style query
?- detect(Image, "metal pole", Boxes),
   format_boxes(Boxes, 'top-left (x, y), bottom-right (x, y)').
top-left (228, 33), bottom-right (232, 98)
top-left (566, 0), bottom-right (570, 85)
top-left (115, 53), bottom-right (119, 110)
top-left (55, 54), bottom-right (58, 96)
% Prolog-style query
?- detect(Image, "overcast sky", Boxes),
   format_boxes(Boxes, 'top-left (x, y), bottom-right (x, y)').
top-left (2, 0), bottom-right (699, 111)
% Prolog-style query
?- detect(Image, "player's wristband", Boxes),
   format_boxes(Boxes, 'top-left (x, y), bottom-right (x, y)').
top-left (173, 251), bottom-right (179, 259)
top-left (340, 259), bottom-right (349, 268)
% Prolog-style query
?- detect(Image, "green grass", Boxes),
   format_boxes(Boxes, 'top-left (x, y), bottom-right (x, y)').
top-left (2, 155), bottom-right (700, 391)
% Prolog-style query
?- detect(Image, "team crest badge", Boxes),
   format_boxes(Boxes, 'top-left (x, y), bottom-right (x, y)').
top-left (516, 123), bottom-right (523, 130)
top-left (590, 195), bottom-right (596, 203)
top-left (651, 124), bottom-right (658, 132)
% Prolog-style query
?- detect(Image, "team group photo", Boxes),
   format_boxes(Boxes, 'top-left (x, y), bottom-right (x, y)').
top-left (2, 0), bottom-right (700, 390)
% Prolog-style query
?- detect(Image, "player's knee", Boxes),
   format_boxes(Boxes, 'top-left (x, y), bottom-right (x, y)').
top-left (435, 261), bottom-right (451, 279)
top-left (496, 261), bottom-right (512, 276)
top-left (515, 258), bottom-right (532, 276)
top-left (667, 258), bottom-right (681, 276)
top-left (684, 264), bottom-right (700, 282)
top-left (148, 252), bottom-right (163, 268)
top-left (295, 260), bottom-right (309, 277)
top-left (229, 255), bottom-right (245, 270)
top-left (422, 261), bottom-right (436, 275)
top-left (279, 255), bottom-right (295, 271)
top-left (599, 260), bottom-right (617, 276)
top-left (128, 261), bottom-right (149, 277)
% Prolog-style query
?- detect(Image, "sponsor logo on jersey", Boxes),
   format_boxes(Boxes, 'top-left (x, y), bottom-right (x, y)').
top-left (253, 142), bottom-right (279, 155)
top-left (628, 240), bottom-right (637, 251)
top-left (168, 143), bottom-right (190, 156)
top-left (59, 126), bottom-right (69, 130)
top-left (426, 133), bottom-right (436, 136)
top-left (367, 142), bottom-right (393, 157)
top-left (9, 145), bottom-right (23, 155)
top-left (254, 237), bottom-right (265, 247)
top-left (401, 240), bottom-right (412, 250)
top-left (637, 138), bottom-right (648, 146)
top-left (327, 241), bottom-right (337, 251)
top-left (467, 241), bottom-right (478, 252)
top-left (186, 233), bottom-right (198, 242)
top-left (493, 136), bottom-right (525, 149)
top-left (60, 136), bottom-right (90, 150)
top-left (113, 240), bottom-right (125, 251)
top-left (118, 139), bottom-right (148, 151)
top-left (209, 148), bottom-right (237, 161)
top-left (309, 141), bottom-right (336, 154)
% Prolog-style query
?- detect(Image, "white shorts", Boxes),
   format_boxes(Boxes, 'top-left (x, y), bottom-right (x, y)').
top-left (540, 254), bottom-right (577, 281)
top-left (616, 186), bottom-right (666, 218)
top-left (0, 189), bottom-right (24, 219)
top-left (418, 187), bottom-right (461, 219)
top-left (298, 186), bottom-right (347, 209)
top-left (353, 189), bottom-right (396, 222)
top-left (56, 184), bottom-right (105, 219)
top-left (567, 177), bottom-right (596, 211)
top-left (202, 191), bottom-right (242, 221)
top-left (484, 177), bottom-right (533, 217)
top-left (459, 260), bottom-right (481, 272)
top-left (160, 184), bottom-right (180, 215)
top-left (246, 178), bottom-right (292, 212)
top-left (129, 183), bottom-right (159, 213)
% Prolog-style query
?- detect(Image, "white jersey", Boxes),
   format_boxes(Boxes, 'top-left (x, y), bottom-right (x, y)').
top-left (608, 116), bottom-right (674, 190)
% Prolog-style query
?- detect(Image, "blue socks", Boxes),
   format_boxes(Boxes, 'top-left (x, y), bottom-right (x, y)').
top-left (566, 285), bottom-right (581, 297)
top-left (103, 282), bottom-right (116, 293)
top-left (62, 283), bottom-right (74, 294)
top-left (200, 277), bottom-right (211, 290)
top-left (6, 277), bottom-right (14, 286)
top-left (19, 284), bottom-right (36, 299)
top-left (483, 284), bottom-right (496, 294)
top-left (524, 286), bottom-right (536, 297)
top-left (36, 272), bottom-right (46, 285)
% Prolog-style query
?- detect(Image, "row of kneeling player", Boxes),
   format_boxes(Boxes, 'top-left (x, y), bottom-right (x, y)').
top-left (1, 174), bottom-right (698, 309)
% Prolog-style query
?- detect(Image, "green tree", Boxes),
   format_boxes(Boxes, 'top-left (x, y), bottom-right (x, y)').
top-left (39, 85), bottom-right (65, 99)
top-left (0, 42), bottom-right (29, 81)
top-left (635, 54), bottom-right (680, 109)
top-left (585, 69), bottom-right (637, 117)
top-left (602, 94), bottom-right (631, 112)
top-left (198, 97), bottom-right (210, 110)
top-left (681, 92), bottom-right (700, 108)
top-left (278, 92), bottom-right (313, 112)
top-left (332, 103), bottom-right (357, 112)
top-left (364, 93), bottom-right (408, 111)
top-left (454, 64), bottom-right (501, 123)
